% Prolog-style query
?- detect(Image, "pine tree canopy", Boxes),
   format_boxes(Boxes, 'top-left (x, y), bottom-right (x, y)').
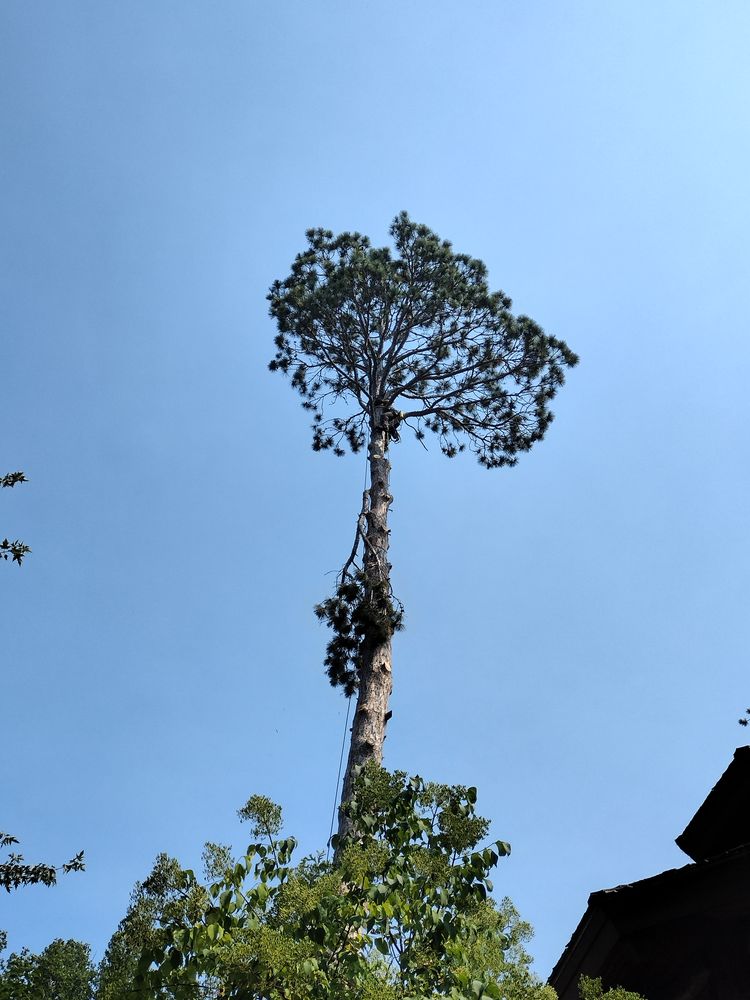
top-left (269, 212), bottom-right (578, 467)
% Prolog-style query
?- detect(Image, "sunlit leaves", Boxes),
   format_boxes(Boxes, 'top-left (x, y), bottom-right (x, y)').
top-left (237, 796), bottom-right (283, 839)
top-left (135, 768), bottom-right (534, 1000)
top-left (579, 976), bottom-right (648, 1000)
top-left (0, 938), bottom-right (97, 1000)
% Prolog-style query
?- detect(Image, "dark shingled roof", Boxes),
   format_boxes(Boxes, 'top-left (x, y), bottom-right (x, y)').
top-left (549, 747), bottom-right (750, 1000)
top-left (675, 745), bottom-right (750, 862)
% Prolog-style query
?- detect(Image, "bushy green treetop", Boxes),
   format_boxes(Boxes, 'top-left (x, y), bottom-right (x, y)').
top-left (97, 853), bottom-right (211, 1000)
top-left (130, 767), bottom-right (553, 1000)
top-left (0, 938), bottom-right (96, 1000)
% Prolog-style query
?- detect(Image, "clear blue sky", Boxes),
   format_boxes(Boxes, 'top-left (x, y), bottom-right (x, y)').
top-left (2, 0), bottom-right (748, 978)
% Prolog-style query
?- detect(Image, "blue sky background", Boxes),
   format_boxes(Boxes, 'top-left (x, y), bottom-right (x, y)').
top-left (2, 0), bottom-right (749, 979)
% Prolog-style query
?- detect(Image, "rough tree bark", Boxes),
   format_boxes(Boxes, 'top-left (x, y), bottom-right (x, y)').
top-left (336, 414), bottom-right (394, 845)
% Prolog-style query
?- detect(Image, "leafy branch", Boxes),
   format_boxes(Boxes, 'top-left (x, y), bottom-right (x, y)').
top-left (1, 473), bottom-right (27, 489)
top-left (0, 832), bottom-right (85, 893)
top-left (1, 472), bottom-right (30, 565)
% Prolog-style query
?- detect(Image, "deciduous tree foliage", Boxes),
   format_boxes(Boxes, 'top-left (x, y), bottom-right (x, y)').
top-left (0, 832), bottom-right (84, 893)
top-left (98, 853), bottom-right (212, 1000)
top-left (578, 977), bottom-right (647, 1000)
top-left (133, 768), bottom-right (554, 1000)
top-left (269, 214), bottom-right (578, 835)
top-left (0, 938), bottom-right (96, 1000)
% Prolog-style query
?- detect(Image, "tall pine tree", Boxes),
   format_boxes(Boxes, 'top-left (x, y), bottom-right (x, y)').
top-left (269, 213), bottom-right (577, 840)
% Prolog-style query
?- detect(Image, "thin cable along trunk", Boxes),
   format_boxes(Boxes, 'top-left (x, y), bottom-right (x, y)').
top-left (336, 416), bottom-right (394, 847)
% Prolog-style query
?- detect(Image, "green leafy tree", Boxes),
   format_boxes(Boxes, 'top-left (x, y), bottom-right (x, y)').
top-left (98, 853), bottom-right (211, 1000)
top-left (464, 899), bottom-right (556, 1000)
top-left (1, 472), bottom-right (30, 565)
top-left (133, 767), bottom-right (554, 1000)
top-left (269, 214), bottom-right (578, 837)
top-left (0, 938), bottom-right (96, 1000)
top-left (578, 976), bottom-right (647, 1000)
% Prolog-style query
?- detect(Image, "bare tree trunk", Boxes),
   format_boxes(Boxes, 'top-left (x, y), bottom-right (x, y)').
top-left (335, 417), bottom-right (394, 848)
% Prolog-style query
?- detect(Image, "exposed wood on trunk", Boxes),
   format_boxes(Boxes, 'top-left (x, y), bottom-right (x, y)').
top-left (336, 418), bottom-right (393, 849)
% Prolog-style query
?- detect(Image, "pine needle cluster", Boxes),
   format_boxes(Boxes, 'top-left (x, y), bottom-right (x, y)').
top-left (269, 213), bottom-right (578, 468)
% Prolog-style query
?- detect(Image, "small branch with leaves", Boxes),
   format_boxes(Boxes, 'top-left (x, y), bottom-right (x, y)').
top-left (2, 471), bottom-right (30, 565)
top-left (0, 832), bottom-right (85, 892)
top-left (1, 538), bottom-right (31, 565)
top-left (1, 472), bottom-right (27, 489)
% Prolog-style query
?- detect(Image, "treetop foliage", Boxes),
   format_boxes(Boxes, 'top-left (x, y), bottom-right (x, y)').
top-left (0, 938), bottom-right (97, 1000)
top-left (237, 795), bottom-right (283, 840)
top-left (132, 766), bottom-right (554, 1000)
top-left (269, 213), bottom-right (578, 467)
top-left (578, 976), bottom-right (647, 1000)
top-left (97, 853), bottom-right (213, 1000)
